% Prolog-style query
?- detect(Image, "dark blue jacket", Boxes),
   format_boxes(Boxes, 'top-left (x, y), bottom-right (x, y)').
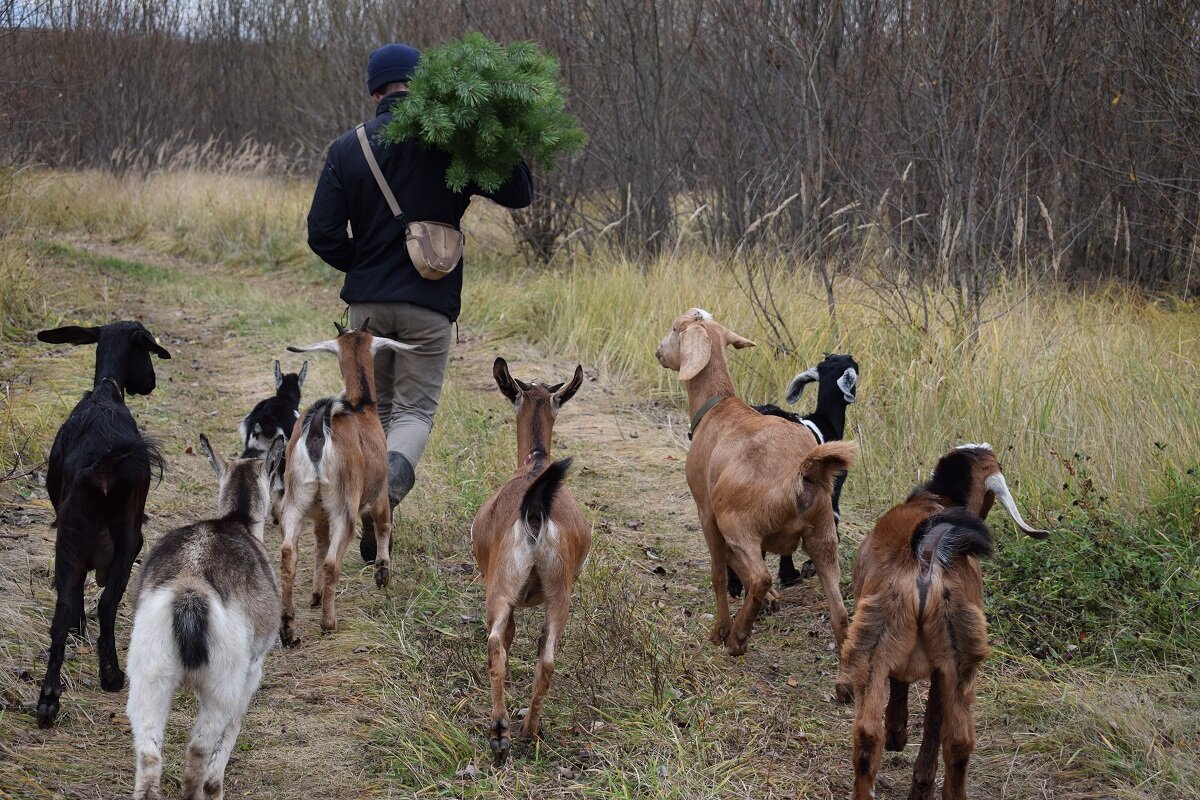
top-left (307, 92), bottom-right (534, 321)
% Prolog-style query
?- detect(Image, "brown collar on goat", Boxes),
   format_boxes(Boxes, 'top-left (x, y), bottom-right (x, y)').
top-left (688, 394), bottom-right (728, 440)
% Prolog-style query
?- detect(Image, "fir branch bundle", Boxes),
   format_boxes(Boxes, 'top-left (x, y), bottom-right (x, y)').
top-left (377, 33), bottom-right (586, 193)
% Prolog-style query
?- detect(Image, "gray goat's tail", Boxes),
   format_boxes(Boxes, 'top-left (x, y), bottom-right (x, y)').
top-left (172, 590), bottom-right (210, 669)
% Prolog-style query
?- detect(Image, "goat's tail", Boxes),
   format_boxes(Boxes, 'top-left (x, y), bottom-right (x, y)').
top-left (520, 458), bottom-right (573, 542)
top-left (171, 589), bottom-right (210, 670)
top-left (86, 437), bottom-right (166, 494)
top-left (795, 440), bottom-right (858, 510)
top-left (912, 508), bottom-right (993, 617)
top-left (300, 398), bottom-right (335, 466)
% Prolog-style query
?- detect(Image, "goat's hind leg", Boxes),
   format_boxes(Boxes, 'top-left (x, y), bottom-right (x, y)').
top-left (850, 655), bottom-right (890, 800)
top-left (98, 494), bottom-right (146, 692)
top-left (484, 579), bottom-right (519, 766)
top-left (37, 554), bottom-right (86, 727)
top-left (699, 513), bottom-right (732, 646)
top-left (310, 518), bottom-right (330, 607)
top-left (523, 590), bottom-right (570, 739)
top-left (885, 677), bottom-right (910, 751)
top-left (906, 674), bottom-right (943, 800)
top-left (803, 518), bottom-right (849, 646)
top-left (319, 508), bottom-right (356, 633)
top-left (368, 491), bottom-right (392, 589)
top-left (724, 538), bottom-right (772, 656)
top-left (127, 653), bottom-right (179, 800)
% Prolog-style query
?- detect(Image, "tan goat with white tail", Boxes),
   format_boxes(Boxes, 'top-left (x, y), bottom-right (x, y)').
top-left (471, 358), bottom-right (591, 766)
top-left (656, 308), bottom-right (857, 659)
top-left (277, 322), bottom-right (415, 646)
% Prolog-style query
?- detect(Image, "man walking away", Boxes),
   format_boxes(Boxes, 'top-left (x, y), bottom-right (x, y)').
top-left (307, 43), bottom-right (534, 561)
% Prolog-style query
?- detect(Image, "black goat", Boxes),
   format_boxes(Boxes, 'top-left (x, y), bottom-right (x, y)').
top-left (239, 360), bottom-right (306, 523)
top-left (729, 352), bottom-right (860, 597)
top-left (239, 359), bottom-right (307, 457)
top-left (34, 321), bottom-right (170, 728)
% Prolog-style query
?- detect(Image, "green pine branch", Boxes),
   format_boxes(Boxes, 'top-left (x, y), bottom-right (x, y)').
top-left (378, 32), bottom-right (587, 193)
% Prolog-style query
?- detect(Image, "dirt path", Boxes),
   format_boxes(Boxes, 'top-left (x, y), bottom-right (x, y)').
top-left (2, 237), bottom-right (1190, 800)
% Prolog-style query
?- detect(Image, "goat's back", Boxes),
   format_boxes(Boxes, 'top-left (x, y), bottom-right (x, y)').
top-left (136, 519), bottom-right (280, 643)
top-left (284, 395), bottom-right (388, 513)
top-left (472, 463), bottom-right (590, 600)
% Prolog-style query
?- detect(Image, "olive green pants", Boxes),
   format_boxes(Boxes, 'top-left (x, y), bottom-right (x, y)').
top-left (349, 302), bottom-right (452, 467)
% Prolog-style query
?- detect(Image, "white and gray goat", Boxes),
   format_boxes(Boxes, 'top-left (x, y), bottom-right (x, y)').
top-left (126, 435), bottom-right (283, 800)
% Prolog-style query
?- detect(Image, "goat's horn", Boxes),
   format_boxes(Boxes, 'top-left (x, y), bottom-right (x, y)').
top-left (334, 321), bottom-right (347, 335)
top-left (984, 472), bottom-right (1050, 539)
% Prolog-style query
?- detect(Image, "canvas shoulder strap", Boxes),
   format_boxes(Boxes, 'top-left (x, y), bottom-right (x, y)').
top-left (356, 123), bottom-right (404, 221)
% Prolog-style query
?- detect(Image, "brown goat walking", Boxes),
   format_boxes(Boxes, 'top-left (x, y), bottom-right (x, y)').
top-left (840, 444), bottom-right (1049, 800)
top-left (277, 322), bottom-right (415, 646)
top-left (471, 358), bottom-right (590, 766)
top-left (655, 308), bottom-right (857, 657)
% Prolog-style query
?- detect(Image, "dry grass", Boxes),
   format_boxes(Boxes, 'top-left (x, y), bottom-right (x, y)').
top-left (0, 169), bottom-right (1196, 799)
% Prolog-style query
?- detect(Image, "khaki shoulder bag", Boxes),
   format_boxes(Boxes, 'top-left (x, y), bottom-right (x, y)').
top-left (356, 124), bottom-right (464, 280)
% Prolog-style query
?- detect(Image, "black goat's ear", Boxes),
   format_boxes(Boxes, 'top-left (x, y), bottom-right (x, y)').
top-left (135, 329), bottom-right (172, 359)
top-left (274, 360), bottom-right (283, 390)
top-left (552, 365), bottom-right (584, 411)
top-left (36, 325), bottom-right (99, 346)
top-left (785, 367), bottom-right (819, 404)
top-left (493, 357), bottom-right (521, 404)
top-left (297, 361), bottom-right (309, 388)
top-left (198, 434), bottom-right (224, 479)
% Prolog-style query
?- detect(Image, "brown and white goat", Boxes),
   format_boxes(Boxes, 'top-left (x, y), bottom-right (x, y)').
top-left (839, 444), bottom-right (1049, 800)
top-left (471, 358), bottom-right (590, 766)
top-left (277, 322), bottom-right (415, 645)
top-left (655, 308), bottom-right (857, 656)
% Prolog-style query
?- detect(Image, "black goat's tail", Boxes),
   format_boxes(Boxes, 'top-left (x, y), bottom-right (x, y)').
top-left (172, 589), bottom-right (210, 670)
top-left (912, 508), bottom-right (993, 617)
top-left (86, 437), bottom-right (166, 494)
top-left (520, 458), bottom-right (573, 543)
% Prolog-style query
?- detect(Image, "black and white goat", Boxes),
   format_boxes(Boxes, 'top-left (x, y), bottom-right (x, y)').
top-left (239, 360), bottom-right (307, 457)
top-left (127, 435), bottom-right (283, 800)
top-left (728, 352), bottom-right (860, 597)
top-left (33, 321), bottom-right (171, 728)
top-left (239, 360), bottom-right (307, 522)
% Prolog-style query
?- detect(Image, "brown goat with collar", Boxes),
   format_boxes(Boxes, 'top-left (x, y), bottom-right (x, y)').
top-left (277, 322), bottom-right (415, 646)
top-left (655, 309), bottom-right (857, 657)
top-left (471, 358), bottom-right (590, 766)
top-left (839, 444), bottom-right (1049, 800)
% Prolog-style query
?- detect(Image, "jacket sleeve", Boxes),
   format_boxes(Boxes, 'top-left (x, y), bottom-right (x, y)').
top-left (307, 146), bottom-right (355, 272)
top-left (479, 160), bottom-right (534, 210)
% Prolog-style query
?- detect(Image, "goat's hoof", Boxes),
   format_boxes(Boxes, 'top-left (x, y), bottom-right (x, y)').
top-left (833, 682), bottom-right (854, 705)
top-left (375, 564), bottom-right (390, 589)
top-left (726, 634), bottom-right (749, 657)
top-left (885, 729), bottom-right (908, 752)
top-left (99, 667), bottom-right (125, 693)
top-left (36, 693), bottom-right (60, 728)
top-left (489, 718), bottom-right (511, 767)
top-left (798, 560), bottom-right (817, 580)
top-left (520, 717), bottom-right (541, 739)
top-left (280, 625), bottom-right (297, 648)
top-left (709, 624), bottom-right (730, 646)
top-left (310, 592), bottom-right (321, 608)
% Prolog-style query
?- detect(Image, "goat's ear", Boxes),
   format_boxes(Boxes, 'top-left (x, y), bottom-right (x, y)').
top-left (198, 434), bottom-right (224, 479)
top-left (786, 367), bottom-right (820, 404)
top-left (264, 435), bottom-right (286, 480)
top-left (723, 328), bottom-right (756, 350)
top-left (493, 357), bottom-right (521, 404)
top-left (369, 336), bottom-right (418, 355)
top-left (552, 365), bottom-right (584, 411)
top-left (678, 324), bottom-right (712, 381)
top-left (134, 329), bottom-right (171, 359)
top-left (287, 340), bottom-right (339, 355)
top-left (274, 360), bottom-right (283, 390)
top-left (297, 360), bottom-right (309, 388)
top-left (36, 325), bottom-right (100, 346)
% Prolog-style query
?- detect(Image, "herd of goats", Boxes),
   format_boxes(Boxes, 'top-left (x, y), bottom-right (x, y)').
top-left (24, 306), bottom-right (1050, 799)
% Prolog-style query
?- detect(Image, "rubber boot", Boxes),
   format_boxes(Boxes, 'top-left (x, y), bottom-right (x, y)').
top-left (360, 452), bottom-right (416, 563)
